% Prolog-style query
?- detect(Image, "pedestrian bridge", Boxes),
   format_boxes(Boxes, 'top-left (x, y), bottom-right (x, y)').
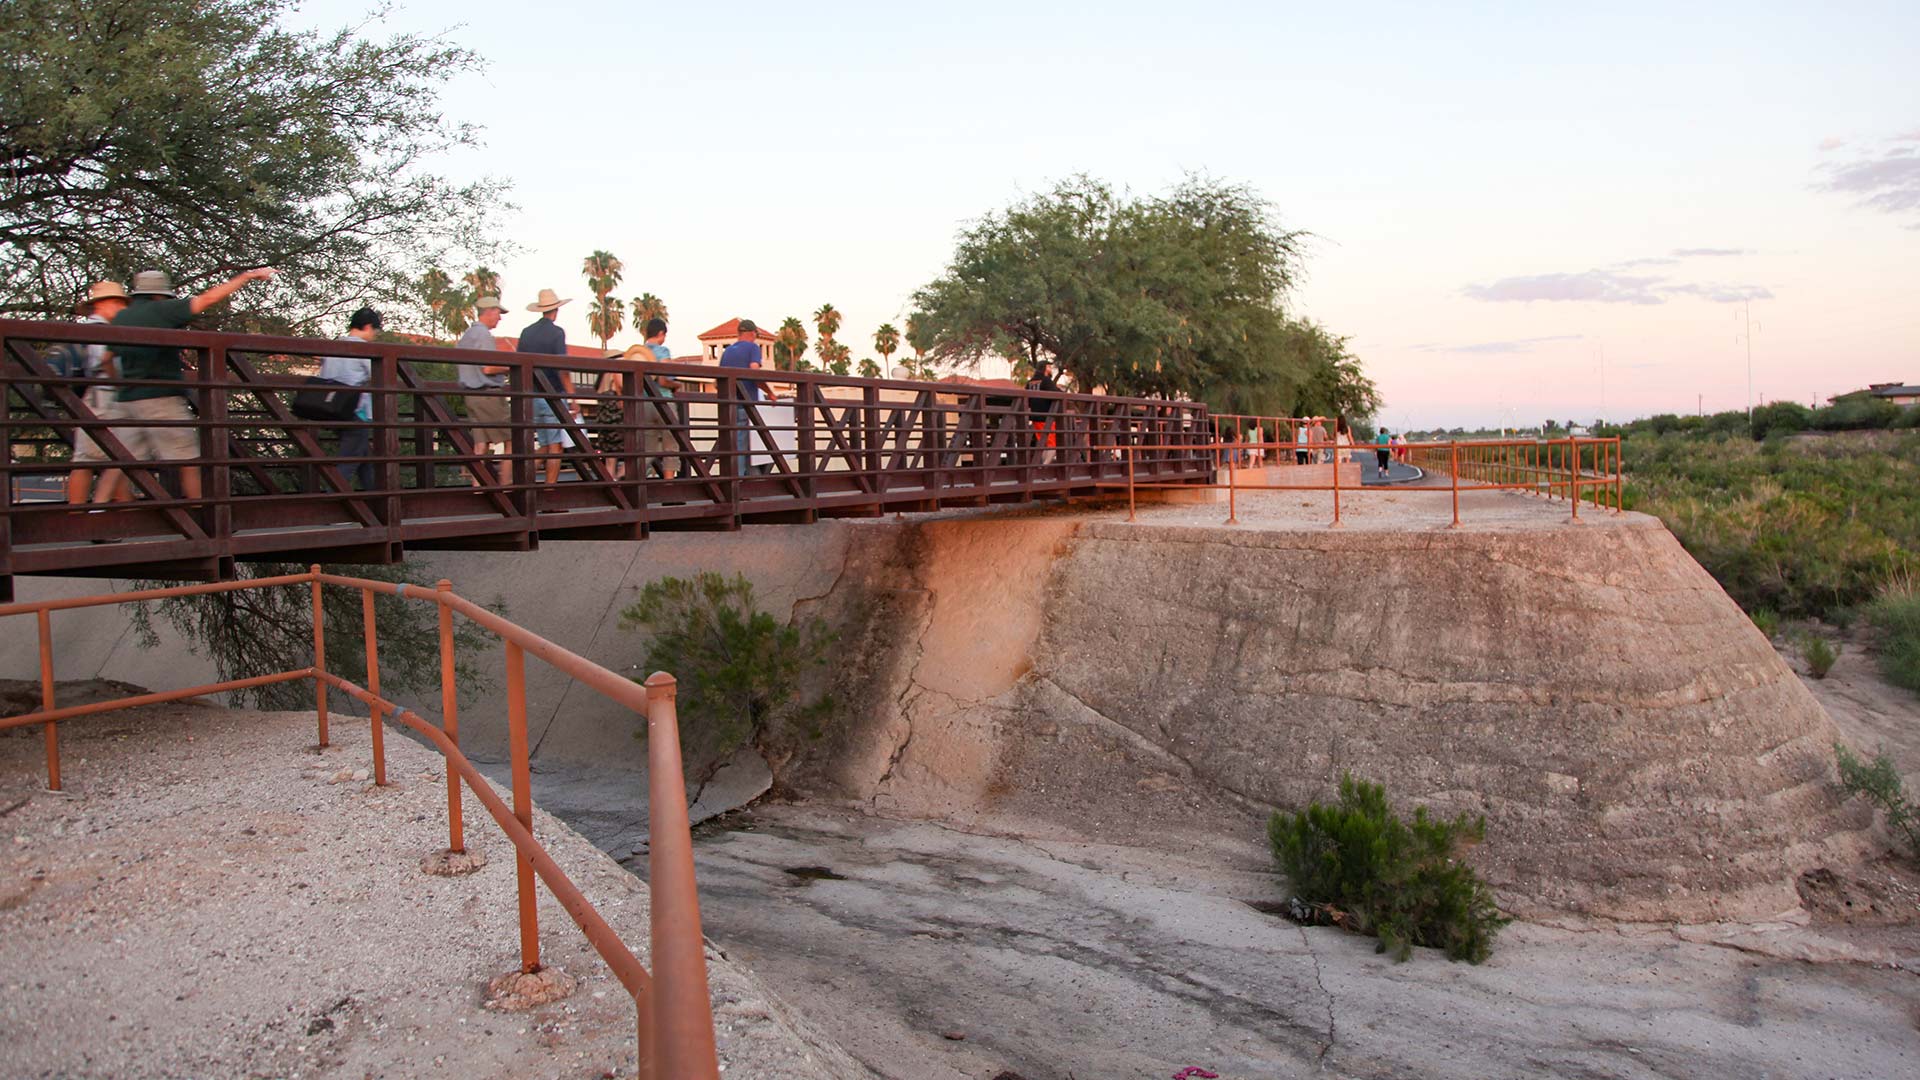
top-left (0, 319), bottom-right (1215, 599)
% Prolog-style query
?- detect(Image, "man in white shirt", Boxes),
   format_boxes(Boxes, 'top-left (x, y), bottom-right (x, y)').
top-left (455, 296), bottom-right (510, 484)
top-left (317, 307), bottom-right (381, 490)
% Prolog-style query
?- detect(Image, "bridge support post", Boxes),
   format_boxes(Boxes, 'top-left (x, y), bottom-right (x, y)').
top-left (38, 608), bottom-right (58, 790)
top-left (505, 640), bottom-right (540, 973)
top-left (438, 580), bottom-right (464, 854)
top-left (312, 566), bottom-right (329, 748)
top-left (361, 589), bottom-right (387, 785)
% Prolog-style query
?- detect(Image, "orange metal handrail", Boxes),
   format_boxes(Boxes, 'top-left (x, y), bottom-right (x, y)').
top-left (1113, 435), bottom-right (1625, 528)
top-left (0, 568), bottom-right (719, 1080)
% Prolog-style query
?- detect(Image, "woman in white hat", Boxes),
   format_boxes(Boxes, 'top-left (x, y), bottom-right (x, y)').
top-left (65, 281), bottom-right (132, 504)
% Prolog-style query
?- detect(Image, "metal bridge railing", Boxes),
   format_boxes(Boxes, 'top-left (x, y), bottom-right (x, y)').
top-left (0, 567), bottom-right (721, 1080)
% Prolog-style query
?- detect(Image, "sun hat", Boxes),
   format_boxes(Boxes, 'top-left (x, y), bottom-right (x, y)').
top-left (84, 280), bottom-right (130, 307)
top-left (475, 295), bottom-right (504, 312)
top-left (129, 270), bottom-right (176, 297)
top-left (526, 288), bottom-right (571, 313)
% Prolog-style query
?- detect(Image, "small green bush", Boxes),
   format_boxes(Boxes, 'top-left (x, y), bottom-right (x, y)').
top-left (619, 572), bottom-right (835, 784)
top-left (1835, 743), bottom-right (1920, 857)
top-left (1800, 633), bottom-right (1838, 678)
top-left (1867, 586), bottom-right (1920, 694)
top-left (1267, 774), bottom-right (1507, 963)
top-left (1749, 607), bottom-right (1781, 639)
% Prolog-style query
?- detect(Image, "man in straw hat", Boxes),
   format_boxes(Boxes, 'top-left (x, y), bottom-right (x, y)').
top-left (517, 288), bottom-right (576, 485)
top-left (456, 294), bottom-right (511, 485)
top-left (62, 280), bottom-right (131, 504)
top-left (94, 267), bottom-right (275, 504)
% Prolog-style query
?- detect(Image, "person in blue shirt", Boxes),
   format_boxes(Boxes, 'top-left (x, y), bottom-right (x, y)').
top-left (518, 288), bottom-right (576, 485)
top-left (1374, 427), bottom-right (1393, 477)
top-left (316, 307), bottom-right (382, 491)
top-left (717, 319), bottom-right (765, 468)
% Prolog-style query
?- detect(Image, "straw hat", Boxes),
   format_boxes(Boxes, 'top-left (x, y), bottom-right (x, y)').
top-left (81, 280), bottom-right (130, 311)
top-left (526, 288), bottom-right (570, 313)
top-left (130, 270), bottom-right (177, 297)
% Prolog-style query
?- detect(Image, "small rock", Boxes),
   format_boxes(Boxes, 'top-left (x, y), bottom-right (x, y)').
top-left (943, 1031), bottom-right (966, 1041)
top-left (350, 769), bottom-right (369, 783)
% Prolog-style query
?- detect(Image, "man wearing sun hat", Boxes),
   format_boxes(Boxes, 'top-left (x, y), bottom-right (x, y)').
top-left (517, 288), bottom-right (576, 485)
top-left (456, 294), bottom-right (511, 484)
top-left (63, 280), bottom-right (131, 504)
top-left (93, 266), bottom-right (275, 504)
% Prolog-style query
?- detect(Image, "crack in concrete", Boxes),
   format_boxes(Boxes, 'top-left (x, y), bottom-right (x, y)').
top-left (530, 541), bottom-right (650, 760)
top-left (1297, 923), bottom-right (1338, 1068)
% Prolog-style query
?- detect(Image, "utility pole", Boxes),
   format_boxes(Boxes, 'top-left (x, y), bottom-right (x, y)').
top-left (1736, 301), bottom-right (1760, 419)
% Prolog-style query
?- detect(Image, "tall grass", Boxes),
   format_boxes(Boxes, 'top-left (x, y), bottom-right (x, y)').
top-left (1626, 430), bottom-right (1920, 619)
top-left (1867, 581), bottom-right (1920, 693)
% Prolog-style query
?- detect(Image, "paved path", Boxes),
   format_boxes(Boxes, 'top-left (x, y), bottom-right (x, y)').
top-left (1360, 455), bottom-right (1422, 485)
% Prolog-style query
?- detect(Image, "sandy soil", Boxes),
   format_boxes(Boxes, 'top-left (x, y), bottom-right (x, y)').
top-left (0, 702), bottom-right (869, 1079)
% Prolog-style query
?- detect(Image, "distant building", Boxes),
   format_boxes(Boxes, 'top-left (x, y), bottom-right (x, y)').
top-left (1830, 382), bottom-right (1920, 407)
top-left (695, 319), bottom-right (777, 364)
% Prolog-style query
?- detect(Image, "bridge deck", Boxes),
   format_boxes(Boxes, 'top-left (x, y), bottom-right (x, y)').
top-left (1, 319), bottom-right (1214, 598)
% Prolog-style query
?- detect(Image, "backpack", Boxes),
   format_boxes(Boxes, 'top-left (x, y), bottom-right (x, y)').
top-left (290, 377), bottom-right (361, 422)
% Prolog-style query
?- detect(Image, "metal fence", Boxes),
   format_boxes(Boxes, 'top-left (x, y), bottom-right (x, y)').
top-left (0, 567), bottom-right (721, 1079)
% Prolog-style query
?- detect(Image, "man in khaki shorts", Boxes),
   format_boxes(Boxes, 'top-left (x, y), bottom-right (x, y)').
top-left (64, 280), bottom-right (131, 504)
top-left (95, 267), bottom-right (275, 503)
top-left (455, 295), bottom-right (510, 484)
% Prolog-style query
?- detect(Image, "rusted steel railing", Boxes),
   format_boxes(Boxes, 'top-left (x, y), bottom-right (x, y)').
top-left (0, 568), bottom-right (720, 1080)
top-left (0, 318), bottom-right (1213, 598)
top-left (1114, 435), bottom-right (1624, 528)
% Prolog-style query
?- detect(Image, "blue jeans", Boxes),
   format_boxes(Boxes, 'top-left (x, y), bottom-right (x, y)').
top-left (335, 424), bottom-right (374, 491)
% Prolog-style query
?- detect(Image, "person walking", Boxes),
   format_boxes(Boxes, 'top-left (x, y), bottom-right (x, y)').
top-left (1294, 419), bottom-right (1311, 465)
top-left (1374, 427), bottom-right (1393, 478)
top-left (1311, 416), bottom-right (1331, 464)
top-left (631, 317), bottom-right (681, 480)
top-left (717, 319), bottom-right (767, 470)
top-left (456, 295), bottom-right (511, 485)
top-left (317, 307), bottom-right (382, 491)
top-left (96, 267), bottom-right (275, 504)
top-left (518, 288), bottom-right (577, 485)
top-left (1248, 423), bottom-right (1265, 467)
top-left (62, 281), bottom-right (131, 504)
top-left (1334, 415), bottom-right (1353, 464)
top-left (1025, 359), bottom-right (1060, 464)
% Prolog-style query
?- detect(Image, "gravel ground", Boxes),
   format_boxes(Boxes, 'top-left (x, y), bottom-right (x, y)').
top-left (0, 702), bottom-right (870, 1079)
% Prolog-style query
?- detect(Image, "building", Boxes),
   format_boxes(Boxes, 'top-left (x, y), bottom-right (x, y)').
top-left (695, 319), bottom-right (777, 365)
top-left (1830, 382), bottom-right (1920, 407)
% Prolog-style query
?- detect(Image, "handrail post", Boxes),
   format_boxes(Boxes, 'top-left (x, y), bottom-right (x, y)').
top-left (311, 565), bottom-right (329, 748)
top-left (643, 673), bottom-right (722, 1080)
top-left (1126, 445), bottom-right (1136, 522)
top-left (38, 608), bottom-right (59, 791)
top-left (1330, 439), bottom-right (1343, 528)
top-left (361, 589), bottom-right (387, 785)
top-left (1568, 435), bottom-right (1580, 523)
top-left (506, 640), bottom-right (540, 973)
top-left (437, 579), bottom-right (463, 853)
top-left (1226, 447), bottom-right (1238, 525)
top-left (1449, 441), bottom-right (1460, 528)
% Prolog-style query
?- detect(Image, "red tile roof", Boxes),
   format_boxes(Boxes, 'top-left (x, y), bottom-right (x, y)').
top-left (697, 319), bottom-right (777, 343)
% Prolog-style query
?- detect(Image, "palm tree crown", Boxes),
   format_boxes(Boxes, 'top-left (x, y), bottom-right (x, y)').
top-left (873, 323), bottom-right (900, 374)
top-left (775, 317), bottom-right (809, 371)
top-left (582, 250), bottom-right (624, 351)
top-left (633, 292), bottom-right (668, 329)
top-left (812, 303), bottom-right (842, 341)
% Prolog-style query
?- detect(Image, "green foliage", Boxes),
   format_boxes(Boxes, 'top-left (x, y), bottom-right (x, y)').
top-left (1834, 744), bottom-right (1920, 857)
top-left (774, 317), bottom-right (809, 371)
top-left (1749, 607), bottom-right (1781, 639)
top-left (1866, 585), bottom-right (1920, 693)
top-left (1800, 633), bottom-right (1839, 678)
top-left (1750, 401), bottom-right (1812, 440)
top-left (910, 175), bottom-right (1376, 419)
top-left (618, 573), bottom-right (835, 780)
top-left (1266, 774), bottom-right (1507, 963)
top-left (0, 0), bottom-right (508, 331)
top-left (129, 562), bottom-right (502, 710)
top-left (1625, 430), bottom-right (1920, 618)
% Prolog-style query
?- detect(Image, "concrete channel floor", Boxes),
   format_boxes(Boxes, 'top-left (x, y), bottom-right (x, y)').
top-left (686, 804), bottom-right (1920, 1080)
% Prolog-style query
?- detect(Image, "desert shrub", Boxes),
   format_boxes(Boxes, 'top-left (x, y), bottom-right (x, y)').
top-left (619, 572), bottom-right (834, 784)
top-left (1750, 401), bottom-right (1812, 441)
top-left (1896, 406), bottom-right (1920, 430)
top-left (1834, 744), bottom-right (1920, 858)
top-left (1267, 774), bottom-right (1507, 963)
top-left (1815, 396), bottom-right (1903, 432)
top-left (1748, 607), bottom-right (1781, 639)
top-left (1800, 633), bottom-right (1838, 678)
top-left (1867, 585), bottom-right (1920, 694)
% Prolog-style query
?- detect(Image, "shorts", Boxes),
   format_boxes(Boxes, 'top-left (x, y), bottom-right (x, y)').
top-left (531, 398), bottom-right (566, 449)
top-left (465, 390), bottom-right (509, 446)
top-left (112, 395), bottom-right (198, 461)
top-left (71, 387), bottom-right (122, 464)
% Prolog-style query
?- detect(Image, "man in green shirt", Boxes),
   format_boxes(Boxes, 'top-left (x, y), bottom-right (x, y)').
top-left (97, 267), bottom-right (275, 503)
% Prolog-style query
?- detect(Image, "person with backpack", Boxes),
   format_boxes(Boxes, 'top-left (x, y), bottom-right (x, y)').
top-left (316, 307), bottom-right (383, 491)
top-left (63, 281), bottom-right (131, 504)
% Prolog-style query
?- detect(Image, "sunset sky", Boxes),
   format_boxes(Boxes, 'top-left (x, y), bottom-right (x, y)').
top-left (303, 1), bottom-right (1918, 429)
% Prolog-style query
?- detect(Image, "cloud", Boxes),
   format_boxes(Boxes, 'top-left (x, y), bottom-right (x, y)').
top-left (1818, 136), bottom-right (1847, 152)
top-left (1415, 334), bottom-right (1585, 355)
top-left (1463, 268), bottom-right (1770, 305)
top-left (1814, 132), bottom-right (1920, 218)
top-left (1463, 270), bottom-right (1667, 305)
top-left (1613, 256), bottom-right (1678, 268)
top-left (1670, 247), bottom-right (1751, 257)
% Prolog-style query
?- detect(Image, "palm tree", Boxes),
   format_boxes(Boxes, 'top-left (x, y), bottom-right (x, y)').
top-left (905, 313), bottom-right (928, 360)
top-left (812, 303), bottom-right (842, 341)
top-left (775, 317), bottom-right (809, 371)
top-left (873, 323), bottom-right (900, 376)
top-left (464, 266), bottom-right (500, 298)
top-left (632, 292), bottom-right (668, 329)
top-left (582, 250), bottom-right (624, 351)
top-left (857, 357), bottom-right (881, 379)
